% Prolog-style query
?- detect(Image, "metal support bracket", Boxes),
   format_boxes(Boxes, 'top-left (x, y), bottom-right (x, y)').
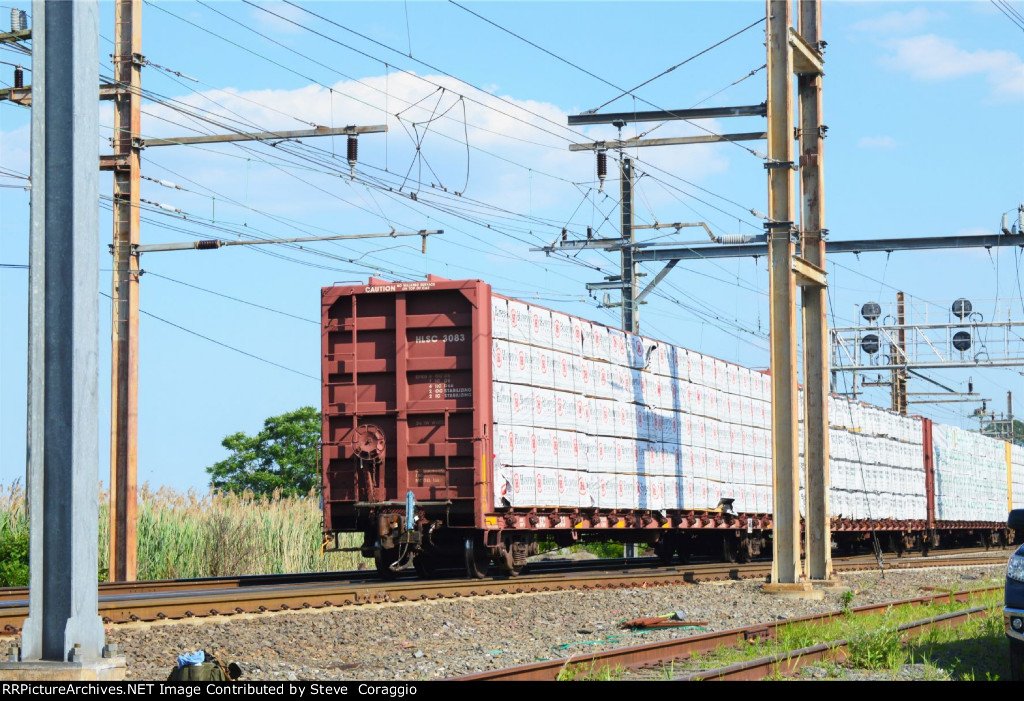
top-left (789, 28), bottom-right (825, 75)
top-left (792, 255), bottom-right (827, 287)
top-left (764, 160), bottom-right (797, 170)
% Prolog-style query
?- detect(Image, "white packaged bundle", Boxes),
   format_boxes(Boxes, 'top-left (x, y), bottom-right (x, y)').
top-left (596, 472), bottom-right (615, 509)
top-left (662, 411), bottom-right (680, 444)
top-left (596, 435), bottom-right (617, 472)
top-left (627, 333), bottom-right (645, 368)
top-left (678, 444), bottom-right (693, 478)
top-left (635, 405), bottom-right (653, 441)
top-left (592, 362), bottom-right (613, 399)
top-left (647, 476), bottom-right (666, 511)
top-left (608, 328), bottom-right (628, 366)
top-left (507, 300), bottom-right (530, 344)
top-left (616, 473), bottom-right (638, 510)
top-left (492, 339), bottom-right (511, 384)
top-left (551, 311), bottom-right (572, 353)
top-left (614, 365), bottom-right (635, 403)
top-left (509, 466), bottom-right (535, 507)
top-left (552, 351), bottom-right (574, 391)
top-left (616, 438), bottom-right (638, 473)
top-left (509, 386), bottom-right (533, 426)
top-left (660, 376), bottom-right (678, 411)
top-left (575, 357), bottom-right (595, 396)
top-left (532, 387), bottom-right (557, 428)
top-left (664, 475), bottom-right (680, 510)
top-left (533, 428), bottom-right (556, 468)
top-left (508, 342), bottom-right (532, 385)
top-left (511, 425), bottom-right (535, 467)
top-left (706, 450), bottom-right (722, 483)
top-left (494, 423), bottom-right (514, 467)
top-left (631, 368), bottom-right (647, 404)
top-left (571, 317), bottom-right (594, 359)
top-left (493, 382), bottom-right (513, 425)
top-left (529, 305), bottom-right (553, 349)
top-left (615, 402), bottom-right (638, 439)
top-left (690, 415), bottom-right (707, 449)
top-left (590, 324), bottom-right (609, 362)
top-left (553, 391), bottom-right (576, 432)
top-left (553, 431), bottom-right (578, 470)
top-left (725, 363), bottom-right (740, 394)
top-left (530, 346), bottom-right (553, 388)
top-left (662, 442), bottom-right (681, 478)
top-left (577, 433), bottom-right (597, 472)
top-left (534, 467), bottom-right (558, 506)
top-left (592, 398), bottom-right (615, 436)
top-left (576, 395), bottom-right (595, 435)
top-left (491, 297), bottom-right (510, 340)
top-left (556, 469), bottom-right (578, 508)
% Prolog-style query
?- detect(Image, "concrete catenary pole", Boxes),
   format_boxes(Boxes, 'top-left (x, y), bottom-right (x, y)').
top-left (766, 0), bottom-right (801, 585)
top-left (798, 0), bottom-right (832, 582)
top-left (20, 0), bottom-right (106, 662)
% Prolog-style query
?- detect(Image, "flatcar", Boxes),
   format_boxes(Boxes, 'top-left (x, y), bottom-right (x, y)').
top-left (320, 276), bottom-right (1023, 578)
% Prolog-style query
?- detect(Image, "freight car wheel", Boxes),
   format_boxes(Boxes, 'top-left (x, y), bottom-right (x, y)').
top-left (413, 554), bottom-right (439, 579)
top-left (374, 546), bottom-right (401, 580)
top-left (654, 534), bottom-right (676, 565)
top-left (464, 537), bottom-right (491, 579)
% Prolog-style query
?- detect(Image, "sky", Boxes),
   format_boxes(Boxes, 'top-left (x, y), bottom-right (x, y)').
top-left (1, 1), bottom-right (1023, 492)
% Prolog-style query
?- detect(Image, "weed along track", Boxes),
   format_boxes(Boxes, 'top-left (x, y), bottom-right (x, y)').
top-left (459, 585), bottom-right (1004, 681)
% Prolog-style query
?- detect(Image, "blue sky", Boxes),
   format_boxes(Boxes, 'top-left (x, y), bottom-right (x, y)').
top-left (2, 1), bottom-right (1023, 492)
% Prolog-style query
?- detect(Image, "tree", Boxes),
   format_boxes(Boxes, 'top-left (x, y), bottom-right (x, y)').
top-left (206, 406), bottom-right (321, 497)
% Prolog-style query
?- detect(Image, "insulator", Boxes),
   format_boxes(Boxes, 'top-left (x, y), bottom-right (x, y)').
top-left (586, 226), bottom-right (593, 240)
top-left (596, 150), bottom-right (607, 182)
top-left (347, 135), bottom-right (358, 167)
top-left (11, 9), bottom-right (26, 32)
top-left (561, 228), bottom-right (567, 242)
top-left (718, 234), bottom-right (756, 244)
top-left (196, 240), bottom-right (221, 250)
top-left (13, 67), bottom-right (22, 89)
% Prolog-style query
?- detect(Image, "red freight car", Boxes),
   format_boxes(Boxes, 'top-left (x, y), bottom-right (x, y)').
top-left (321, 276), bottom-right (1014, 578)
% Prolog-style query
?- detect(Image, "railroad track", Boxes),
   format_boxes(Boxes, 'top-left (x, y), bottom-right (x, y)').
top-left (0, 547), bottom-right (1012, 636)
top-left (458, 585), bottom-right (1002, 681)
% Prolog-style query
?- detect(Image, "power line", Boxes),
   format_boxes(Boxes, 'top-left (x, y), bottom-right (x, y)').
top-left (99, 291), bottom-right (319, 381)
top-left (143, 271), bottom-right (319, 325)
top-left (590, 15), bottom-right (766, 112)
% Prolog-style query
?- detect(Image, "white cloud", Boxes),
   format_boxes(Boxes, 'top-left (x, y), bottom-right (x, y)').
top-left (851, 8), bottom-right (945, 34)
top-left (881, 34), bottom-right (1024, 101)
top-left (857, 136), bottom-right (897, 150)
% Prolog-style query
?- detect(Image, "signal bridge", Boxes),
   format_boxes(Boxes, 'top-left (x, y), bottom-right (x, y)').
top-left (831, 296), bottom-right (1024, 372)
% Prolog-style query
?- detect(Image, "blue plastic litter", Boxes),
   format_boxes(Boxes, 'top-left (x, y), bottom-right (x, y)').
top-left (177, 650), bottom-right (205, 669)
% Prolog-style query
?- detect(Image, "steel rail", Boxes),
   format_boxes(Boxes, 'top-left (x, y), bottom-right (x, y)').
top-left (457, 586), bottom-right (1001, 681)
top-left (677, 604), bottom-right (996, 681)
top-left (0, 548), bottom-right (1010, 636)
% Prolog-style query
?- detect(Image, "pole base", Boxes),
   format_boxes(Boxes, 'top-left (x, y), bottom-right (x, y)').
top-left (0, 658), bottom-right (127, 681)
top-left (761, 581), bottom-right (825, 600)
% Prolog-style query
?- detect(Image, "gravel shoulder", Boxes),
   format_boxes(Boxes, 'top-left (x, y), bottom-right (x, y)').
top-left (99, 563), bottom-right (1006, 681)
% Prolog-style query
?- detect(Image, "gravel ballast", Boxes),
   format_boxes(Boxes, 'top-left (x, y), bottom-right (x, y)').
top-left (97, 563), bottom-right (1006, 681)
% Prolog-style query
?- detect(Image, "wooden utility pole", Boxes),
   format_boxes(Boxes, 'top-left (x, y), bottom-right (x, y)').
top-left (797, 0), bottom-right (831, 582)
top-left (108, 0), bottom-right (142, 582)
top-left (765, 0), bottom-right (801, 586)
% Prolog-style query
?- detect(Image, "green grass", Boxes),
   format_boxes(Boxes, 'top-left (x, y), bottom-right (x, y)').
top-left (0, 482), bottom-right (362, 583)
top-left (682, 587), bottom-right (1005, 680)
top-left (556, 661), bottom-right (625, 681)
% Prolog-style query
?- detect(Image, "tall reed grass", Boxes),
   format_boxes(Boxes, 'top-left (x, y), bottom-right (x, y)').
top-left (0, 482), bottom-right (361, 583)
